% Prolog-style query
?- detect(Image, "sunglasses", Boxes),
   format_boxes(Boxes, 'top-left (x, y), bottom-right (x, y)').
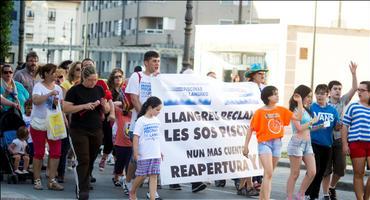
top-left (75, 68), bottom-right (81, 72)
top-left (114, 75), bottom-right (123, 79)
top-left (57, 75), bottom-right (64, 79)
top-left (3, 71), bottom-right (13, 75)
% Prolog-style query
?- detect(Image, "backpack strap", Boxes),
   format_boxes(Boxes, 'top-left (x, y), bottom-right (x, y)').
top-left (136, 72), bottom-right (142, 84)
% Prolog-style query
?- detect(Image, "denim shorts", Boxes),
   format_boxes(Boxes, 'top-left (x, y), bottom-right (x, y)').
top-left (258, 138), bottom-right (282, 157)
top-left (287, 135), bottom-right (313, 157)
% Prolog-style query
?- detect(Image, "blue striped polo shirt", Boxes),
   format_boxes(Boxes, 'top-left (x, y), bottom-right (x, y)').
top-left (342, 102), bottom-right (370, 142)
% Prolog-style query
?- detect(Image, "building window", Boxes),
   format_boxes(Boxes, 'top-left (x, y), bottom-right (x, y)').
top-left (219, 19), bottom-right (234, 25)
top-left (82, 25), bottom-right (85, 38)
top-left (26, 33), bottom-right (34, 41)
top-left (48, 9), bottom-right (56, 21)
top-left (163, 17), bottom-right (175, 30)
top-left (113, 20), bottom-right (122, 36)
top-left (47, 37), bottom-right (55, 43)
top-left (26, 8), bottom-right (34, 21)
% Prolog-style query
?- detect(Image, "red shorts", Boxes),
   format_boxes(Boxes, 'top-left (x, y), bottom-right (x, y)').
top-left (30, 126), bottom-right (61, 159)
top-left (349, 141), bottom-right (370, 159)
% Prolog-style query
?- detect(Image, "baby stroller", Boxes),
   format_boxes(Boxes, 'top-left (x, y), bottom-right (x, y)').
top-left (0, 109), bottom-right (33, 184)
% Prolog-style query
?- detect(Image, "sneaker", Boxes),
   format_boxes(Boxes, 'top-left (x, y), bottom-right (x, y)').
top-left (192, 182), bottom-right (207, 193)
top-left (328, 188), bottom-right (337, 200)
top-left (237, 187), bottom-right (259, 197)
top-left (33, 178), bottom-right (43, 190)
top-left (146, 192), bottom-right (162, 200)
top-left (253, 181), bottom-right (261, 191)
top-left (90, 175), bottom-right (96, 183)
top-left (15, 169), bottom-right (24, 174)
top-left (169, 184), bottom-right (181, 190)
top-left (112, 177), bottom-right (122, 187)
top-left (99, 157), bottom-right (106, 171)
top-left (321, 196), bottom-right (330, 200)
top-left (21, 170), bottom-right (29, 174)
top-left (214, 180), bottom-right (226, 187)
top-left (48, 178), bottom-right (64, 191)
top-left (126, 181), bottom-right (132, 191)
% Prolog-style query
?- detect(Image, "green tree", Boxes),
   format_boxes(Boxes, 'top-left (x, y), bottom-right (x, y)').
top-left (0, 0), bottom-right (14, 63)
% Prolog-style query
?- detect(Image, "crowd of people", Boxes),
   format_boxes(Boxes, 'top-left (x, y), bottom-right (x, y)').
top-left (0, 50), bottom-right (369, 200)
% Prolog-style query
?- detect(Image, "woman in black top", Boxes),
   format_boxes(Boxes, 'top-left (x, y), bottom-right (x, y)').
top-left (63, 66), bottom-right (109, 200)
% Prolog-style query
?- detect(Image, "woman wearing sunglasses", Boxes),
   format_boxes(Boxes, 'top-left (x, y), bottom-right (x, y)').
top-left (60, 61), bottom-right (82, 98)
top-left (0, 64), bottom-right (29, 114)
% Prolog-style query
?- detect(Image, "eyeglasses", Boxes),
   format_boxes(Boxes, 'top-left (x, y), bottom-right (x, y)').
top-left (357, 88), bottom-right (368, 92)
top-left (75, 68), bottom-right (81, 72)
top-left (57, 75), bottom-right (64, 79)
top-left (3, 71), bottom-right (13, 75)
top-left (114, 75), bottom-right (123, 79)
top-left (316, 92), bottom-right (328, 96)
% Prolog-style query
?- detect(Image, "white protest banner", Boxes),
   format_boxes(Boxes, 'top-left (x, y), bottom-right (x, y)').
top-left (152, 74), bottom-right (264, 185)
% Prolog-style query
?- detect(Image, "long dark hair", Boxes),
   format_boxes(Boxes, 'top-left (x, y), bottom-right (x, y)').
top-left (137, 96), bottom-right (162, 119)
top-left (289, 84), bottom-right (313, 117)
top-left (107, 68), bottom-right (125, 101)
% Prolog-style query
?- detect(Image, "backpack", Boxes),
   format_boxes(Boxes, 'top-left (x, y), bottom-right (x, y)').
top-left (122, 72), bottom-right (141, 113)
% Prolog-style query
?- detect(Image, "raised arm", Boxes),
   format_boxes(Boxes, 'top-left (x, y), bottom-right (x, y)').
top-left (344, 61), bottom-right (358, 104)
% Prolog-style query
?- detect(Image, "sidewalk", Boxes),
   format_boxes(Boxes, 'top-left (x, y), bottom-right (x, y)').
top-left (278, 157), bottom-right (369, 191)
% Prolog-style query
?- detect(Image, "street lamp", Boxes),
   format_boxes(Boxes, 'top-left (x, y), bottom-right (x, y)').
top-left (181, 0), bottom-right (193, 73)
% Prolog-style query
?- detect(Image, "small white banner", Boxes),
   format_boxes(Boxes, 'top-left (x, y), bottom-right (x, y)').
top-left (152, 74), bottom-right (264, 185)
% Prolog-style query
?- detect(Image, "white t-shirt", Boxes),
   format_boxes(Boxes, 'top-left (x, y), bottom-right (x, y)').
top-left (125, 72), bottom-right (152, 132)
top-left (11, 138), bottom-right (28, 154)
top-left (22, 114), bottom-right (32, 143)
top-left (31, 82), bottom-right (63, 119)
top-left (133, 116), bottom-right (161, 160)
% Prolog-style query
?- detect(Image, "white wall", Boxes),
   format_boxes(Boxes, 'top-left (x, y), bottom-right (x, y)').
top-left (295, 31), bottom-right (370, 103)
top-left (253, 1), bottom-right (370, 29)
top-left (194, 24), bottom-right (288, 102)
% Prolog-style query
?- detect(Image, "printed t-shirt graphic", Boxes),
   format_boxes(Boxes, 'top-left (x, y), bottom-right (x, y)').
top-left (250, 106), bottom-right (293, 143)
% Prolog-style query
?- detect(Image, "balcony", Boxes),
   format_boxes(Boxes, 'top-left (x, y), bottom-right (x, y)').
top-left (140, 29), bottom-right (164, 34)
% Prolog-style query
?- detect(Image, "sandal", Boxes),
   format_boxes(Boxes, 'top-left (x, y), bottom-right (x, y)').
top-left (48, 178), bottom-right (64, 191)
top-left (112, 178), bottom-right (122, 187)
top-left (34, 178), bottom-right (43, 190)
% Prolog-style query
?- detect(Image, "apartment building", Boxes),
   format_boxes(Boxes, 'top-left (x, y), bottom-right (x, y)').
top-left (24, 1), bottom-right (80, 64)
top-left (77, 0), bottom-right (260, 77)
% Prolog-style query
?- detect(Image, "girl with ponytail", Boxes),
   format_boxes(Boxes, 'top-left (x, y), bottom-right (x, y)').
top-left (129, 96), bottom-right (163, 200)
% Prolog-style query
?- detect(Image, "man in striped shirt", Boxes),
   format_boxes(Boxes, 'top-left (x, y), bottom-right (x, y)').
top-left (342, 81), bottom-right (370, 200)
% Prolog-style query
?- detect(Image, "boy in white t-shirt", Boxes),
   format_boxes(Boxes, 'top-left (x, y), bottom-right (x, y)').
top-left (8, 126), bottom-right (30, 174)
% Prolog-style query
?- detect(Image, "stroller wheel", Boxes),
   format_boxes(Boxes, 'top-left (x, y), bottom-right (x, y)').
top-left (12, 174), bottom-right (19, 184)
top-left (7, 175), bottom-right (12, 184)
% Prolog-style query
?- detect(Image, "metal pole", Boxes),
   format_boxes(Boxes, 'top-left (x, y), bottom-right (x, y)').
top-left (69, 18), bottom-right (73, 60)
top-left (120, 1), bottom-right (126, 45)
top-left (337, 1), bottom-right (342, 28)
top-left (135, 1), bottom-right (140, 45)
top-left (181, 0), bottom-right (193, 73)
top-left (18, 0), bottom-right (25, 65)
top-left (310, 1), bottom-right (317, 89)
top-left (238, 0), bottom-right (243, 24)
top-left (83, 2), bottom-right (88, 59)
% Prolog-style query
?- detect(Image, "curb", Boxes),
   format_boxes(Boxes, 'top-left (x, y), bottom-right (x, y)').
top-left (277, 160), bottom-right (356, 191)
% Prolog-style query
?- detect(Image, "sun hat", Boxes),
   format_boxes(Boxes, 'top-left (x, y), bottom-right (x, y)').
top-left (244, 63), bottom-right (268, 78)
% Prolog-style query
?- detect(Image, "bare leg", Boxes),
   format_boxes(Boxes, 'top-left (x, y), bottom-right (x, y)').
top-left (352, 157), bottom-right (366, 200)
top-left (149, 175), bottom-right (158, 200)
top-left (259, 154), bottom-right (273, 200)
top-left (130, 175), bottom-right (146, 200)
top-left (13, 155), bottom-right (21, 171)
top-left (33, 158), bottom-right (42, 179)
top-left (299, 154), bottom-right (316, 196)
top-left (48, 158), bottom-right (60, 180)
top-left (286, 156), bottom-right (302, 199)
top-left (364, 157), bottom-right (370, 200)
top-left (23, 155), bottom-right (30, 171)
top-left (126, 162), bottom-right (136, 183)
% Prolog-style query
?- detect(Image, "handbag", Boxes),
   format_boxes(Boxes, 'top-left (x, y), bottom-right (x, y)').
top-left (46, 101), bottom-right (67, 140)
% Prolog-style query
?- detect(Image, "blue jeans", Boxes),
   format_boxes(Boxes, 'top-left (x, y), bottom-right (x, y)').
top-left (258, 138), bottom-right (282, 157)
